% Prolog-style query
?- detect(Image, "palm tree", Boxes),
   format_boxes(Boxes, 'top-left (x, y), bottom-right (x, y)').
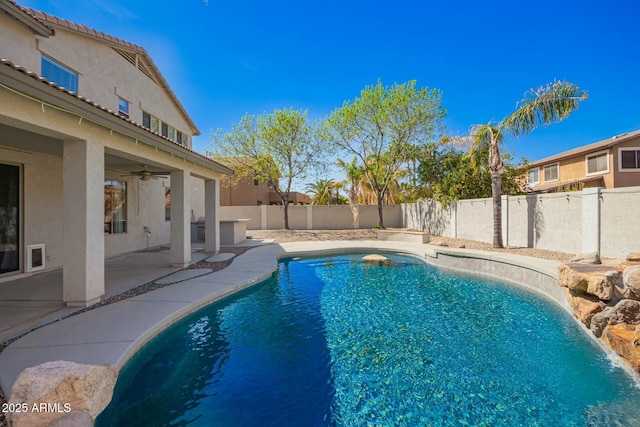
top-left (305, 179), bottom-right (335, 205)
top-left (470, 80), bottom-right (587, 248)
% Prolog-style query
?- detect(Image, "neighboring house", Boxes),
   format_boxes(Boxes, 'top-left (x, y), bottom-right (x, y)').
top-left (526, 130), bottom-right (640, 192)
top-left (220, 176), bottom-right (273, 206)
top-left (0, 0), bottom-right (232, 305)
top-left (219, 177), bottom-right (311, 206)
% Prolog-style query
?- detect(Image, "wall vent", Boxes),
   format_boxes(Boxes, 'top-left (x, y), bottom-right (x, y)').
top-left (27, 244), bottom-right (45, 272)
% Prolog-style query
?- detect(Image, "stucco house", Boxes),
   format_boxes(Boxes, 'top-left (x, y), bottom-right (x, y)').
top-left (526, 130), bottom-right (640, 193)
top-left (220, 177), bottom-right (311, 206)
top-left (0, 0), bottom-right (232, 306)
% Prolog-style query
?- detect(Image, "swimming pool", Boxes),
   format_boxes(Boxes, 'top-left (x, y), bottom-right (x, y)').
top-left (97, 253), bottom-right (640, 426)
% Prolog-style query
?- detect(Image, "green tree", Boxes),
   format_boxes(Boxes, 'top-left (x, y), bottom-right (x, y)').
top-left (420, 146), bottom-right (527, 205)
top-left (305, 179), bottom-right (346, 205)
top-left (324, 80), bottom-right (445, 228)
top-left (209, 108), bottom-right (326, 229)
top-left (469, 80), bottom-right (587, 248)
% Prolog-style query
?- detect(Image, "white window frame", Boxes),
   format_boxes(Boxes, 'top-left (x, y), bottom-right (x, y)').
top-left (543, 163), bottom-right (559, 182)
top-left (118, 97), bottom-right (130, 119)
top-left (527, 168), bottom-right (540, 185)
top-left (41, 55), bottom-right (79, 92)
top-left (618, 147), bottom-right (640, 172)
top-left (585, 149), bottom-right (609, 176)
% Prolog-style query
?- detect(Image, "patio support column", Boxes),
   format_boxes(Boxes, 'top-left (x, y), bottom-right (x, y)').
top-left (62, 139), bottom-right (104, 306)
top-left (204, 178), bottom-right (220, 253)
top-left (170, 170), bottom-right (191, 267)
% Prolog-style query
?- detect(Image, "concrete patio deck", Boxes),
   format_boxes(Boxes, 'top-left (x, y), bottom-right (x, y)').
top-left (0, 240), bottom-right (567, 399)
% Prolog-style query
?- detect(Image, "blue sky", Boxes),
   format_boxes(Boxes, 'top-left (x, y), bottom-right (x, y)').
top-left (19, 0), bottom-right (640, 168)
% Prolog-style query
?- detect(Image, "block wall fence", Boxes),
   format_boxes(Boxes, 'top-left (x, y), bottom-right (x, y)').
top-left (217, 186), bottom-right (640, 259)
top-left (401, 186), bottom-right (640, 259)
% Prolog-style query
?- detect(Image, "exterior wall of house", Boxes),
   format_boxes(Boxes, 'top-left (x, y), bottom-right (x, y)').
top-left (0, 13), bottom-right (40, 66)
top-left (220, 177), bottom-right (271, 206)
top-left (612, 136), bottom-right (640, 187)
top-left (0, 14), bottom-right (194, 144)
top-left (530, 152), bottom-right (612, 190)
top-left (0, 143), bottom-right (65, 270)
top-left (38, 31), bottom-right (193, 141)
top-left (0, 83), bottom-right (220, 274)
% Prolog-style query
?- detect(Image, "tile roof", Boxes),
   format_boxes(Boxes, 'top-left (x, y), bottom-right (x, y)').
top-left (0, 58), bottom-right (232, 175)
top-left (0, 0), bottom-right (52, 36)
top-left (6, 1), bottom-right (200, 136)
top-left (528, 129), bottom-right (640, 167)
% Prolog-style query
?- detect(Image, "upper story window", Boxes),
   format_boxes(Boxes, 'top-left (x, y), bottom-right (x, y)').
top-left (586, 150), bottom-right (609, 175)
top-left (619, 148), bottom-right (640, 171)
top-left (543, 163), bottom-right (559, 182)
top-left (141, 111), bottom-right (190, 147)
top-left (41, 55), bottom-right (78, 92)
top-left (118, 97), bottom-right (130, 119)
top-left (528, 168), bottom-right (539, 185)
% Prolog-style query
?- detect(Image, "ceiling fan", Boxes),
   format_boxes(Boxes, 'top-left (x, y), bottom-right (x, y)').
top-left (121, 165), bottom-right (169, 181)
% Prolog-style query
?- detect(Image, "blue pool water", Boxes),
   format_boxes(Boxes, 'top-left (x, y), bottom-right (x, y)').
top-left (97, 254), bottom-right (640, 426)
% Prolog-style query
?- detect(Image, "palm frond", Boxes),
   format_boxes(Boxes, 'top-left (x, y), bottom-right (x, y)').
top-left (503, 80), bottom-right (588, 137)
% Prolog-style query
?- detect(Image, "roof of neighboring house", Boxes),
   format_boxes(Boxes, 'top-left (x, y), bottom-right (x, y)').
top-left (1, 0), bottom-right (200, 135)
top-left (0, 0), bottom-right (52, 37)
top-left (528, 129), bottom-right (640, 168)
top-left (0, 58), bottom-right (232, 175)
top-left (531, 175), bottom-right (603, 192)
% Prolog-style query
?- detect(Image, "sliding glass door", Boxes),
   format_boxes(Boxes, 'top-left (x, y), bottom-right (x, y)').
top-left (0, 163), bottom-right (20, 274)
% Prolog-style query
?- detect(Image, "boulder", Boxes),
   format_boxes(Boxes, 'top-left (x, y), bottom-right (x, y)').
top-left (570, 252), bottom-right (601, 264)
top-left (627, 253), bottom-right (640, 262)
top-left (429, 240), bottom-right (449, 247)
top-left (602, 323), bottom-right (640, 374)
top-left (590, 299), bottom-right (640, 337)
top-left (362, 254), bottom-right (390, 264)
top-left (557, 263), bottom-right (621, 301)
top-left (622, 265), bottom-right (640, 300)
top-left (563, 288), bottom-right (604, 327)
top-left (8, 361), bottom-right (117, 427)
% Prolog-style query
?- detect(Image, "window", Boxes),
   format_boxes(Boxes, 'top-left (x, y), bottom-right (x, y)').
top-left (141, 111), bottom-right (188, 145)
top-left (118, 97), bottom-right (130, 119)
top-left (619, 148), bottom-right (640, 171)
top-left (104, 180), bottom-right (127, 234)
top-left (41, 55), bottom-right (78, 92)
top-left (528, 168), bottom-right (539, 185)
top-left (142, 111), bottom-right (151, 129)
top-left (543, 163), bottom-right (559, 182)
top-left (253, 178), bottom-right (259, 186)
top-left (164, 186), bottom-right (171, 221)
top-left (586, 151), bottom-right (609, 175)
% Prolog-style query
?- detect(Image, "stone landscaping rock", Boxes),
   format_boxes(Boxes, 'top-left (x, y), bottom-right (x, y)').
top-left (563, 288), bottom-right (604, 327)
top-left (627, 253), bottom-right (640, 262)
top-left (429, 240), bottom-right (448, 247)
top-left (8, 361), bottom-right (117, 427)
top-left (557, 263), bottom-right (620, 301)
top-left (362, 254), bottom-right (390, 264)
top-left (602, 323), bottom-right (640, 374)
top-left (570, 252), bottom-right (601, 264)
top-left (590, 299), bottom-right (640, 338)
top-left (622, 265), bottom-right (640, 300)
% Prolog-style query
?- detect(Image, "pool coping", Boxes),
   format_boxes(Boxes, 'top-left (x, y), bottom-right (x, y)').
top-left (0, 240), bottom-right (623, 398)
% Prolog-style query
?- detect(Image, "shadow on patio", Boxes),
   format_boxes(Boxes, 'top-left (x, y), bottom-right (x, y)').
top-left (0, 247), bottom-right (210, 344)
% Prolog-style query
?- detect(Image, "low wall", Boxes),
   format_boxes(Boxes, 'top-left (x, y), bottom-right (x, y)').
top-left (401, 186), bottom-right (640, 259)
top-left (219, 204), bottom-right (403, 230)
